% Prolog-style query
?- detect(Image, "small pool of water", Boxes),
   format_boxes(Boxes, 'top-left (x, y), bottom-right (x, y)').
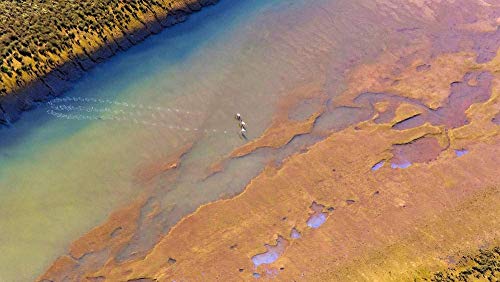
top-left (455, 149), bottom-right (469, 157)
top-left (252, 236), bottom-right (287, 267)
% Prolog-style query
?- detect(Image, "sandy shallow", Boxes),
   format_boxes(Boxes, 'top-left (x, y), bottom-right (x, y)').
top-left (1, 0), bottom-right (499, 281)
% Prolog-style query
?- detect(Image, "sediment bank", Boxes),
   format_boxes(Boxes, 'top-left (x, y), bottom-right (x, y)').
top-left (38, 0), bottom-right (500, 280)
top-left (0, 0), bottom-right (218, 126)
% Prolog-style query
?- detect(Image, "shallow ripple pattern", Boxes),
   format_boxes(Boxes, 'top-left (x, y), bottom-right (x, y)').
top-left (46, 97), bottom-right (229, 134)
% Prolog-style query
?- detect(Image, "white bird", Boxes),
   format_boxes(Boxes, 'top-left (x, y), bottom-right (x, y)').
top-left (240, 121), bottom-right (247, 129)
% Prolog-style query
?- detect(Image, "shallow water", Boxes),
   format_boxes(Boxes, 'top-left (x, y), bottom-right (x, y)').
top-left (0, 0), bottom-right (423, 280)
top-left (0, 1), bottom-right (288, 280)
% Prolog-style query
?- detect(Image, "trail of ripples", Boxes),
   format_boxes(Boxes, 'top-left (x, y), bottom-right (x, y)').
top-left (46, 96), bottom-right (229, 134)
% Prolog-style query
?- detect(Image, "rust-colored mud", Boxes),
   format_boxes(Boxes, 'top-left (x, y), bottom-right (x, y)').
top-left (391, 135), bottom-right (446, 167)
top-left (38, 145), bottom-right (192, 281)
top-left (206, 80), bottom-right (327, 178)
top-left (39, 197), bottom-right (147, 281)
top-left (41, 0), bottom-right (500, 280)
top-left (335, 51), bottom-right (479, 109)
top-left (83, 93), bottom-right (499, 280)
top-left (134, 143), bottom-right (193, 184)
top-left (231, 80), bottom-right (327, 158)
top-left (45, 49), bottom-right (499, 282)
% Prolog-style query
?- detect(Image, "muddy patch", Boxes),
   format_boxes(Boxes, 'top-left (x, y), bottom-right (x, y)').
top-left (356, 71), bottom-right (494, 130)
top-left (391, 136), bottom-right (445, 167)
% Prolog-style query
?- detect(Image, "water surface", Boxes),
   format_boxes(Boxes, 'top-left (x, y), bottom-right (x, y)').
top-left (0, 0), bottom-right (408, 280)
top-left (0, 0), bottom-right (289, 280)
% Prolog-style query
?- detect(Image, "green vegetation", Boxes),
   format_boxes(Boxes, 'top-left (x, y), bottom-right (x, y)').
top-left (427, 246), bottom-right (500, 281)
top-left (0, 0), bottom-right (194, 95)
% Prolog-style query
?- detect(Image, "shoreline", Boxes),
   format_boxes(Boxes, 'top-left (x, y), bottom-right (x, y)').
top-left (0, 0), bottom-right (219, 127)
top-left (40, 47), bottom-right (500, 280)
top-left (38, 0), bottom-right (500, 279)
top-left (1, 0), bottom-right (498, 280)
